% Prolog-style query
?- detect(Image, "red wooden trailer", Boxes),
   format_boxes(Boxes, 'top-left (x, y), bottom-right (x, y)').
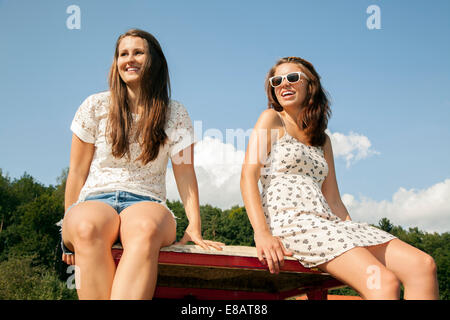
top-left (111, 244), bottom-right (345, 300)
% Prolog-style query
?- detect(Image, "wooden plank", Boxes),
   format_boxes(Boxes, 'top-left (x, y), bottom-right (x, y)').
top-left (111, 244), bottom-right (346, 299)
top-left (113, 244), bottom-right (325, 273)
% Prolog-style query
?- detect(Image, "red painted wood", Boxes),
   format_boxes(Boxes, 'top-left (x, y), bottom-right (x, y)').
top-left (306, 289), bottom-right (328, 300)
top-left (158, 251), bottom-right (323, 273)
top-left (112, 248), bottom-right (324, 274)
top-left (111, 248), bottom-right (344, 300)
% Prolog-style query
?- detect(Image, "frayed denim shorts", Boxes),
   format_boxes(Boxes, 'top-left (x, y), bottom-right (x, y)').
top-left (61, 191), bottom-right (165, 255)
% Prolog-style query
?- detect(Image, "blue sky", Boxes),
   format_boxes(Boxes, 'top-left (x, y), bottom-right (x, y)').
top-left (0, 0), bottom-right (449, 230)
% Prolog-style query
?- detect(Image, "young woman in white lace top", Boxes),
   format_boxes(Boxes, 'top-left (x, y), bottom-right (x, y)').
top-left (60, 29), bottom-right (224, 300)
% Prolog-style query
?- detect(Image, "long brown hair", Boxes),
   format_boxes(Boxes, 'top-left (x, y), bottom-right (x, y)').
top-left (107, 29), bottom-right (171, 165)
top-left (265, 57), bottom-right (331, 147)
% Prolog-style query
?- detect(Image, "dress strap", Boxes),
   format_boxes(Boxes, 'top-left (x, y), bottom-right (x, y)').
top-left (275, 112), bottom-right (289, 140)
top-left (276, 112), bottom-right (286, 129)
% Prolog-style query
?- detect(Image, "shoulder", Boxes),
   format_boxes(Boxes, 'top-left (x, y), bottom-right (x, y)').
top-left (168, 99), bottom-right (186, 113)
top-left (166, 99), bottom-right (191, 128)
top-left (89, 90), bottom-right (111, 109)
top-left (92, 90), bottom-right (111, 102)
top-left (82, 90), bottom-right (110, 104)
top-left (78, 91), bottom-right (110, 116)
top-left (322, 130), bottom-right (334, 156)
top-left (324, 130), bottom-right (331, 145)
top-left (254, 108), bottom-right (283, 131)
top-left (167, 99), bottom-right (188, 118)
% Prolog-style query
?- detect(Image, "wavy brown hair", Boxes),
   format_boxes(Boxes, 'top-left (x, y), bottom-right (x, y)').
top-left (107, 29), bottom-right (171, 165)
top-left (265, 57), bottom-right (331, 147)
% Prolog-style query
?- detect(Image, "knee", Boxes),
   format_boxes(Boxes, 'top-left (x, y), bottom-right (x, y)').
top-left (364, 269), bottom-right (400, 299)
top-left (417, 253), bottom-right (437, 277)
top-left (129, 219), bottom-right (161, 246)
top-left (73, 220), bottom-right (101, 244)
top-left (380, 271), bottom-right (401, 295)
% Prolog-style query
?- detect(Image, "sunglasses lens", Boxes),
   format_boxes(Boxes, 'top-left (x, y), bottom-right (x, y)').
top-left (287, 73), bottom-right (300, 83)
top-left (270, 76), bottom-right (282, 87)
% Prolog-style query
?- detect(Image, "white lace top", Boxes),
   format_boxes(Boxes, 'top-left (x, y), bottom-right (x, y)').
top-left (71, 91), bottom-right (196, 204)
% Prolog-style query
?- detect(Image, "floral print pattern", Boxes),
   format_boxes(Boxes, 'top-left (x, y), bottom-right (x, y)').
top-left (260, 117), bottom-right (396, 268)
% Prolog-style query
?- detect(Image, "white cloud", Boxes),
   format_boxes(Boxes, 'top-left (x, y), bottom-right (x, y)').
top-left (342, 179), bottom-right (450, 233)
top-left (326, 129), bottom-right (379, 167)
top-left (166, 137), bottom-right (245, 209)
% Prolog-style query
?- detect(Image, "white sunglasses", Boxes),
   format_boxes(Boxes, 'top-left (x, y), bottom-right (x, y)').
top-left (269, 72), bottom-right (309, 88)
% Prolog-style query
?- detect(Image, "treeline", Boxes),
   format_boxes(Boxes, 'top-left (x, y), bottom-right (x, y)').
top-left (0, 169), bottom-right (448, 299)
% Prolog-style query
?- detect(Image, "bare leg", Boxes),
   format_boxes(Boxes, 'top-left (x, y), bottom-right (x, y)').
top-left (110, 202), bottom-right (176, 300)
top-left (62, 201), bottom-right (120, 299)
top-left (366, 239), bottom-right (439, 300)
top-left (317, 244), bottom-right (401, 300)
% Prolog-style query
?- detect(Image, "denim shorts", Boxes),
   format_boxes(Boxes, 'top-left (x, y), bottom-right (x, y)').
top-left (61, 191), bottom-right (164, 255)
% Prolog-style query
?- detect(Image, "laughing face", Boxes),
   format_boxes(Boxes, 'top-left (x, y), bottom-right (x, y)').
top-left (117, 36), bottom-right (148, 88)
top-left (273, 63), bottom-right (309, 110)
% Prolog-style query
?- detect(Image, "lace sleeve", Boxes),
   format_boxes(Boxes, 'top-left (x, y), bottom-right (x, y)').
top-left (70, 95), bottom-right (97, 144)
top-left (168, 101), bottom-right (196, 158)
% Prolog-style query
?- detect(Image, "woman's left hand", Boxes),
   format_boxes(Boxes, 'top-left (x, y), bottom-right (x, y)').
top-left (175, 226), bottom-right (225, 251)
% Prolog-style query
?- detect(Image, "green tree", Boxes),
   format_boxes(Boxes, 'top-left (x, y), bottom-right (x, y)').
top-left (218, 206), bottom-right (254, 245)
top-left (0, 192), bottom-right (64, 266)
top-left (200, 204), bottom-right (223, 241)
top-left (0, 170), bottom-right (15, 233)
top-left (167, 199), bottom-right (188, 241)
top-left (0, 254), bottom-right (76, 300)
top-left (378, 217), bottom-right (394, 233)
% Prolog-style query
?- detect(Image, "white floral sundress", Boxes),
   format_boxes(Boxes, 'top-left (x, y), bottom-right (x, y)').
top-left (260, 114), bottom-right (397, 268)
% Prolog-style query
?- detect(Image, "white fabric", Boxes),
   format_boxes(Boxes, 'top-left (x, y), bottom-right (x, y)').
top-left (70, 91), bottom-right (196, 206)
top-left (260, 116), bottom-right (396, 268)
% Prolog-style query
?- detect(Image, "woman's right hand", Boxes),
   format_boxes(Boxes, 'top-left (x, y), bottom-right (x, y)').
top-left (254, 231), bottom-right (293, 274)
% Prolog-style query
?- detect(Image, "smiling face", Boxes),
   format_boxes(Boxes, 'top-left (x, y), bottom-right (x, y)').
top-left (117, 36), bottom-right (149, 88)
top-left (272, 63), bottom-right (309, 110)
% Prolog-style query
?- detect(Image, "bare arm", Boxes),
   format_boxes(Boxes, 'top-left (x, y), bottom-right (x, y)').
top-left (321, 134), bottom-right (351, 221)
top-left (240, 110), bottom-right (275, 236)
top-left (62, 134), bottom-right (94, 264)
top-left (240, 109), bottom-right (293, 274)
top-left (172, 144), bottom-right (224, 250)
top-left (64, 134), bottom-right (95, 212)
